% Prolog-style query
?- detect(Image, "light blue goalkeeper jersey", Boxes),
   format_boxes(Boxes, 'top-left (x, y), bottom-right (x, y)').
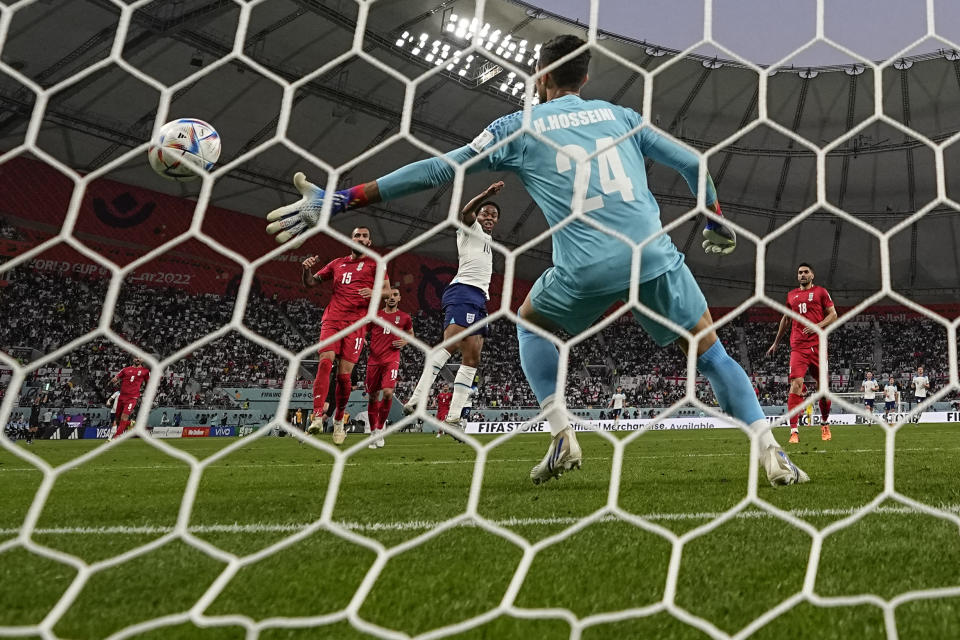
top-left (377, 94), bottom-right (715, 295)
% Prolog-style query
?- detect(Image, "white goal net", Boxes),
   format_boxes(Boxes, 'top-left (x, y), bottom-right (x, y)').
top-left (1, 0), bottom-right (959, 638)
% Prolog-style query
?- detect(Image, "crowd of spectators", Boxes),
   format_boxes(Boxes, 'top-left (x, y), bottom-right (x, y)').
top-left (3, 264), bottom-right (956, 412)
top-left (0, 217), bottom-right (23, 240)
top-left (0, 266), bottom-right (107, 361)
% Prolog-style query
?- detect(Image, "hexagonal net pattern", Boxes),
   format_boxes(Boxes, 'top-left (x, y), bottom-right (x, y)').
top-left (1, 0), bottom-right (959, 638)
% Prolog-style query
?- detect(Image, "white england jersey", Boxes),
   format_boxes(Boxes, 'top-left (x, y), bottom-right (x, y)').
top-left (451, 219), bottom-right (493, 298)
top-left (612, 393), bottom-right (626, 409)
top-left (862, 379), bottom-right (879, 400)
top-left (912, 375), bottom-right (929, 398)
top-left (108, 391), bottom-right (120, 412)
top-left (883, 385), bottom-right (898, 402)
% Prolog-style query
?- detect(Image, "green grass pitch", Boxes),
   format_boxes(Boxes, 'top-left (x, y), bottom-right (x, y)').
top-left (1, 423), bottom-right (959, 639)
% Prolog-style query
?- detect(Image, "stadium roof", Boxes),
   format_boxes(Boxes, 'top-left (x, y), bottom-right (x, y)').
top-left (2, 0), bottom-right (960, 305)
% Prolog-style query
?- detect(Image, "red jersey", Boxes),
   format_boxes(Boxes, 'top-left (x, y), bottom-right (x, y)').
top-left (436, 392), bottom-right (452, 411)
top-left (787, 285), bottom-right (833, 349)
top-left (368, 308), bottom-right (413, 364)
top-left (315, 255), bottom-right (388, 323)
top-left (117, 366), bottom-right (150, 397)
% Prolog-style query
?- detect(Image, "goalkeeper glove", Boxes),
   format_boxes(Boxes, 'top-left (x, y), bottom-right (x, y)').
top-left (701, 203), bottom-right (737, 255)
top-left (265, 173), bottom-right (369, 244)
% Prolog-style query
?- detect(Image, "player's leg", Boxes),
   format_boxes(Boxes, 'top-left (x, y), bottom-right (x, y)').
top-left (786, 355), bottom-right (807, 442)
top-left (406, 288), bottom-right (469, 413)
top-left (517, 269), bottom-right (610, 484)
top-left (812, 362), bottom-right (832, 441)
top-left (330, 328), bottom-right (364, 444)
top-left (446, 333), bottom-right (482, 428)
top-left (367, 389), bottom-right (382, 450)
top-left (637, 264), bottom-right (807, 486)
top-left (310, 351), bottom-right (336, 435)
top-left (114, 398), bottom-right (136, 438)
top-left (376, 387), bottom-right (394, 447)
top-left (366, 365), bottom-right (382, 433)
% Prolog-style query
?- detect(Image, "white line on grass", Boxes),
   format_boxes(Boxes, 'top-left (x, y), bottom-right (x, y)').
top-left (0, 446), bottom-right (950, 473)
top-left (5, 503), bottom-right (960, 537)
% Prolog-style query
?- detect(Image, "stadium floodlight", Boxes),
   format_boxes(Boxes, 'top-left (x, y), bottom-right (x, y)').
top-left (396, 39), bottom-right (405, 47)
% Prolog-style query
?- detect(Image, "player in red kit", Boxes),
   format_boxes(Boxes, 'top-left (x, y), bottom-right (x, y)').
top-left (767, 263), bottom-right (838, 443)
top-left (108, 356), bottom-right (150, 439)
top-left (435, 385), bottom-right (453, 437)
top-left (365, 287), bottom-right (413, 449)
top-left (302, 226), bottom-right (390, 445)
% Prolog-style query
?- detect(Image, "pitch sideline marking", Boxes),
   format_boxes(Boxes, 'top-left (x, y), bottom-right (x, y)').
top-left (0, 446), bottom-right (950, 473)
top-left (4, 503), bottom-right (960, 537)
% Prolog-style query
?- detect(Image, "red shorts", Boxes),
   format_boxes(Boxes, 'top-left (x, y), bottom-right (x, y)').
top-left (318, 319), bottom-right (366, 363)
top-left (437, 405), bottom-right (450, 421)
top-left (789, 345), bottom-right (821, 380)
top-left (366, 361), bottom-right (400, 393)
top-left (117, 395), bottom-right (139, 417)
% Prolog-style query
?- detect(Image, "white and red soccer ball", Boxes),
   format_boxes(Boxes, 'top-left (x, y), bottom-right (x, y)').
top-left (147, 118), bottom-right (221, 181)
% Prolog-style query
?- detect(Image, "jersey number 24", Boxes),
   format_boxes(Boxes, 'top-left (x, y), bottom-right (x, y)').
top-left (556, 137), bottom-right (635, 212)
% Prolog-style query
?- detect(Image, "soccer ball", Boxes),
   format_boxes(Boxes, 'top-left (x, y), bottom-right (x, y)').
top-left (147, 118), bottom-right (221, 181)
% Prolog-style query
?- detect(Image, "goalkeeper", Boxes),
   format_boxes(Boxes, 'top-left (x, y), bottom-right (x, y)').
top-left (267, 34), bottom-right (808, 488)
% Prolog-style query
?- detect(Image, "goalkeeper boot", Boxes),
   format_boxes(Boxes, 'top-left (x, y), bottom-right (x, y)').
top-left (332, 419), bottom-right (346, 445)
top-left (530, 428), bottom-right (582, 486)
top-left (788, 431), bottom-right (799, 444)
top-left (762, 445), bottom-right (810, 486)
top-left (821, 425), bottom-right (832, 441)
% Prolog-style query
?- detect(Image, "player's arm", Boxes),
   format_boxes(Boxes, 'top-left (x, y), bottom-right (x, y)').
top-left (637, 126), bottom-right (734, 255)
top-left (359, 275), bottom-right (392, 300)
top-left (301, 256), bottom-right (335, 288)
top-left (268, 147), bottom-right (477, 243)
top-left (392, 316), bottom-right (414, 350)
top-left (266, 114), bottom-right (524, 244)
top-left (766, 314), bottom-right (790, 356)
top-left (819, 304), bottom-right (838, 330)
top-left (460, 181), bottom-right (504, 225)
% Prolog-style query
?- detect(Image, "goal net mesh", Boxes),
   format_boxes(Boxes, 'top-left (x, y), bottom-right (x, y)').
top-left (1, 0), bottom-right (958, 638)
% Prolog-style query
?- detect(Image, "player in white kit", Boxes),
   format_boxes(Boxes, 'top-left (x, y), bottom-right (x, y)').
top-left (608, 386), bottom-right (627, 426)
top-left (911, 366), bottom-right (930, 409)
top-left (107, 390), bottom-right (121, 436)
top-left (883, 377), bottom-right (900, 422)
top-left (861, 371), bottom-right (879, 414)
top-left (405, 181), bottom-right (503, 432)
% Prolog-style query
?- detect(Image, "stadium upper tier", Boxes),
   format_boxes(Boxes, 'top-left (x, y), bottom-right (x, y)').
top-left (0, 1), bottom-right (959, 304)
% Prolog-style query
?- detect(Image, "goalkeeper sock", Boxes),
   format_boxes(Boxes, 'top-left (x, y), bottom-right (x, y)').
top-left (540, 394), bottom-right (571, 437)
top-left (447, 366), bottom-right (476, 420)
top-left (367, 397), bottom-right (381, 431)
top-left (819, 397), bottom-right (831, 421)
top-left (334, 374), bottom-right (351, 421)
top-left (697, 340), bottom-right (777, 449)
top-left (411, 349), bottom-right (451, 404)
top-left (313, 359), bottom-right (334, 417)
top-left (378, 396), bottom-right (393, 429)
top-left (517, 324), bottom-right (559, 403)
top-left (787, 393), bottom-right (803, 430)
